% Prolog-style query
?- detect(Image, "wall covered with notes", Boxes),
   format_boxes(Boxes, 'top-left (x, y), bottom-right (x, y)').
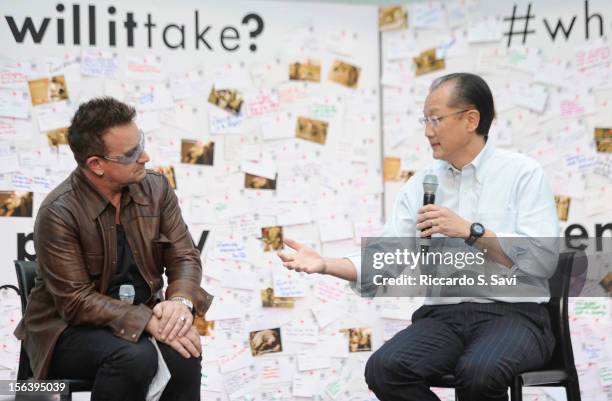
top-left (380, 1), bottom-right (611, 400)
top-left (0, 0), bottom-right (610, 400)
top-left (0, 1), bottom-right (388, 400)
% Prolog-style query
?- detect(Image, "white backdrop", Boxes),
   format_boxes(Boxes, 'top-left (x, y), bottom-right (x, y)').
top-left (0, 0), bottom-right (610, 400)
top-left (380, 1), bottom-right (611, 400)
top-left (0, 0), bottom-right (384, 399)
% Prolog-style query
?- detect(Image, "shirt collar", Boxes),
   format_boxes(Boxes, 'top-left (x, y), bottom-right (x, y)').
top-left (437, 139), bottom-right (495, 183)
top-left (73, 168), bottom-right (150, 221)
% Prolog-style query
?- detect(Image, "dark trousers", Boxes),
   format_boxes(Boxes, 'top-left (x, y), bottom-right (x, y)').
top-left (48, 326), bottom-right (201, 401)
top-left (365, 302), bottom-right (555, 401)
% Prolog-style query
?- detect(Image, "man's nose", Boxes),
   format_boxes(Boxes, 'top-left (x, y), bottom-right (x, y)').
top-left (424, 123), bottom-right (435, 138)
top-left (139, 150), bottom-right (150, 163)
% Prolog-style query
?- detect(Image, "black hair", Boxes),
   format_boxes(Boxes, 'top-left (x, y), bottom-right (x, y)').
top-left (67, 97), bottom-right (136, 166)
top-left (430, 73), bottom-right (495, 137)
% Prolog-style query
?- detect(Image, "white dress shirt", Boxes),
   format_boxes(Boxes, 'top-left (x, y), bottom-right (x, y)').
top-left (347, 140), bottom-right (560, 304)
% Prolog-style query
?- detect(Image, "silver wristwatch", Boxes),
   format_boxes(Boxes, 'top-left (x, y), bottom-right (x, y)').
top-left (171, 296), bottom-right (193, 312)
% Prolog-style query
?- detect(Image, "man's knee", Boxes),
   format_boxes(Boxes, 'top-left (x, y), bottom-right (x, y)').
top-left (455, 361), bottom-right (509, 397)
top-left (157, 341), bottom-right (202, 385)
top-left (110, 339), bottom-right (158, 383)
top-left (364, 351), bottom-right (380, 390)
top-left (167, 354), bottom-right (202, 384)
top-left (365, 348), bottom-right (421, 391)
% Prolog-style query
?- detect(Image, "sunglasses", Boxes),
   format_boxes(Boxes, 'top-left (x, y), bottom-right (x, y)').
top-left (99, 130), bottom-right (146, 165)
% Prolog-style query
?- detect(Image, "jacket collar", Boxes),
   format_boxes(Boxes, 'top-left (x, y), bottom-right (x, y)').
top-left (127, 182), bottom-right (151, 206)
top-left (73, 168), bottom-right (150, 221)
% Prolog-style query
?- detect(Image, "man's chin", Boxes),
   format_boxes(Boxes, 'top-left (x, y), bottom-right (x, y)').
top-left (131, 169), bottom-right (147, 183)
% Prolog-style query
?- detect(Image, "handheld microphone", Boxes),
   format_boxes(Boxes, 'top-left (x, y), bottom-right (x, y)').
top-left (119, 284), bottom-right (135, 304)
top-left (421, 174), bottom-right (438, 252)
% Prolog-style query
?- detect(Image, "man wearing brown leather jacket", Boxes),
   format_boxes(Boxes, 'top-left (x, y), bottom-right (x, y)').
top-left (14, 97), bottom-right (213, 401)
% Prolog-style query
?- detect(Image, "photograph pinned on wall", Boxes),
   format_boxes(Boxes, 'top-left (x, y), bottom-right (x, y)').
top-left (399, 170), bottom-right (416, 182)
top-left (193, 315), bottom-right (215, 336)
top-left (180, 139), bottom-right (214, 166)
top-left (152, 165), bottom-right (177, 189)
top-left (46, 127), bottom-right (68, 147)
top-left (379, 5), bottom-right (408, 31)
top-left (413, 48), bottom-right (446, 76)
top-left (262, 225), bottom-right (284, 252)
top-left (289, 59), bottom-right (321, 82)
top-left (296, 116), bottom-right (328, 145)
top-left (384, 157), bottom-right (401, 181)
top-left (261, 287), bottom-right (295, 308)
top-left (600, 272), bottom-right (612, 296)
top-left (554, 195), bottom-right (571, 222)
top-left (594, 127), bottom-right (611, 153)
top-left (347, 327), bottom-right (372, 353)
top-left (28, 75), bottom-right (69, 106)
top-left (249, 328), bottom-right (283, 356)
top-left (208, 87), bottom-right (243, 115)
top-left (244, 173), bottom-right (277, 190)
top-left (383, 157), bottom-right (415, 182)
top-left (0, 191), bottom-right (33, 218)
top-left (328, 60), bottom-right (361, 88)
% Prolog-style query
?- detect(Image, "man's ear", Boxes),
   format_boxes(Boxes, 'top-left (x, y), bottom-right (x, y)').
top-left (466, 109), bottom-right (480, 134)
top-left (85, 156), bottom-right (105, 177)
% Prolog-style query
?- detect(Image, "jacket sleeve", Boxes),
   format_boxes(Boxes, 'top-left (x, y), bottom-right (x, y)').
top-left (158, 175), bottom-right (214, 316)
top-left (34, 205), bottom-right (152, 342)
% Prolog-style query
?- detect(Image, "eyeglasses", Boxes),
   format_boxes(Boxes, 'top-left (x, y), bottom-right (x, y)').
top-left (419, 109), bottom-right (472, 128)
top-left (101, 130), bottom-right (146, 165)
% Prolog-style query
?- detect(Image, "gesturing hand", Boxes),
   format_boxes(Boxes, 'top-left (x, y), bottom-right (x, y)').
top-left (416, 205), bottom-right (471, 239)
top-left (277, 238), bottom-right (327, 274)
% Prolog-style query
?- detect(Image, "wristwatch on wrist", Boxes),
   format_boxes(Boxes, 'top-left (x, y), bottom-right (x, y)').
top-left (465, 222), bottom-right (485, 246)
top-left (171, 296), bottom-right (193, 312)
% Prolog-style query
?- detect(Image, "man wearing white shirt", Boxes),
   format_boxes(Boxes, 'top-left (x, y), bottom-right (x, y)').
top-left (278, 73), bottom-right (559, 401)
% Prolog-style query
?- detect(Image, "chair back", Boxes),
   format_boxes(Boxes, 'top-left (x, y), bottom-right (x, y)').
top-left (544, 251), bottom-right (582, 372)
top-left (14, 260), bottom-right (38, 315)
top-left (13, 259), bottom-right (94, 395)
top-left (14, 260), bottom-right (38, 380)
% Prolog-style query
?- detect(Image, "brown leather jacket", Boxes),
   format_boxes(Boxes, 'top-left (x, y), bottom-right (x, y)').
top-left (14, 168), bottom-right (213, 379)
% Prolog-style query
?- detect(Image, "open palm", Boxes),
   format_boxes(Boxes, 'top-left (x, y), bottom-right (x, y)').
top-left (277, 238), bottom-right (326, 274)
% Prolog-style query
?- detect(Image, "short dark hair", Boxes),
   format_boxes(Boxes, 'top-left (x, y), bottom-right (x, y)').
top-left (430, 73), bottom-right (495, 137)
top-left (67, 97), bottom-right (136, 166)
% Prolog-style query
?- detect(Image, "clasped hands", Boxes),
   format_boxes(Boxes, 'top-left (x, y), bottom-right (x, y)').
top-left (146, 300), bottom-right (200, 359)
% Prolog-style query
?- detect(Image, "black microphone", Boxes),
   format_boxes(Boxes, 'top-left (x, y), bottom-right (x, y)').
top-left (421, 174), bottom-right (438, 252)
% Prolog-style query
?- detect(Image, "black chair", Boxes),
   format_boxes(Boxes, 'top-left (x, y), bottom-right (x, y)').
top-left (14, 260), bottom-right (93, 401)
top-left (428, 251), bottom-right (582, 401)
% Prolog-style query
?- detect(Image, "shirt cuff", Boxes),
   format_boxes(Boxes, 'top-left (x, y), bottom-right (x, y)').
top-left (505, 264), bottom-right (520, 276)
top-left (345, 253), bottom-right (361, 295)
